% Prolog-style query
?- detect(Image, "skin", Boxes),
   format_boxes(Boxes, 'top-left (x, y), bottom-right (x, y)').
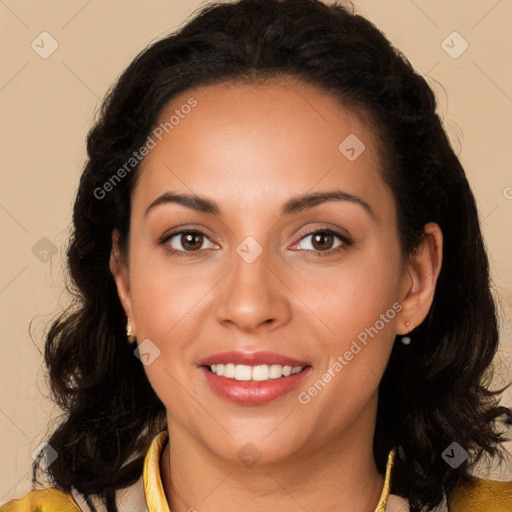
top-left (111, 77), bottom-right (442, 512)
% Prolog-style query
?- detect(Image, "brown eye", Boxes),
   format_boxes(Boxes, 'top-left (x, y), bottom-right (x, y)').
top-left (297, 230), bottom-right (345, 253)
top-left (310, 232), bottom-right (336, 251)
top-left (182, 232), bottom-right (203, 251)
top-left (164, 230), bottom-right (217, 253)
top-left (293, 229), bottom-right (352, 256)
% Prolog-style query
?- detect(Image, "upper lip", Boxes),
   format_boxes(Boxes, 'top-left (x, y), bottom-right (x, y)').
top-left (198, 351), bottom-right (309, 367)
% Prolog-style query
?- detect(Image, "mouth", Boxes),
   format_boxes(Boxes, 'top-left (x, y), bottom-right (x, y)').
top-left (198, 351), bottom-right (311, 405)
top-left (205, 363), bottom-right (307, 381)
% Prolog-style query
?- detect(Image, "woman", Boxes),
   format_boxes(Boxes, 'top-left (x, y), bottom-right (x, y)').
top-left (2, 0), bottom-right (511, 511)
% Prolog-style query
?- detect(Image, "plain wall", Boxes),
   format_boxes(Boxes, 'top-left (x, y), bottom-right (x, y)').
top-left (1, 0), bottom-right (511, 501)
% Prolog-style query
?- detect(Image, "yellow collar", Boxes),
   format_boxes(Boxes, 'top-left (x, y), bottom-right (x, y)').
top-left (143, 430), bottom-right (395, 512)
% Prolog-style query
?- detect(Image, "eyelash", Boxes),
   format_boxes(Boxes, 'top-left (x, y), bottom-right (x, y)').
top-left (159, 227), bottom-right (352, 258)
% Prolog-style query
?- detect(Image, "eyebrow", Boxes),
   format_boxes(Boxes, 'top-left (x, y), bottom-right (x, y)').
top-left (144, 190), bottom-right (375, 219)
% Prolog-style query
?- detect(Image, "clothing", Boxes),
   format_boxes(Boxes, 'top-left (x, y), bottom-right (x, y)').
top-left (1, 430), bottom-right (511, 512)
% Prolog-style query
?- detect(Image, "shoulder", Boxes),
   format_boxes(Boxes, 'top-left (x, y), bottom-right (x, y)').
top-left (0, 488), bottom-right (82, 512)
top-left (0, 432), bottom-right (163, 512)
top-left (0, 477), bottom-right (147, 512)
top-left (448, 477), bottom-right (512, 512)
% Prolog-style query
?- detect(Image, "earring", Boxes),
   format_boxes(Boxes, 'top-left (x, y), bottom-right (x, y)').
top-left (126, 318), bottom-right (136, 344)
top-left (401, 322), bottom-right (412, 345)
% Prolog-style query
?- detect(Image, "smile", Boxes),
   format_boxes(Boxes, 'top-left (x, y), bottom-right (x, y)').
top-left (208, 363), bottom-right (305, 381)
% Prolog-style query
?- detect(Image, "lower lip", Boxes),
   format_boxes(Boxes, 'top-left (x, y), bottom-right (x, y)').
top-left (201, 366), bottom-right (311, 405)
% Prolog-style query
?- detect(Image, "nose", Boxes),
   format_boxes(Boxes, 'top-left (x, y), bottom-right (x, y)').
top-left (215, 244), bottom-right (292, 334)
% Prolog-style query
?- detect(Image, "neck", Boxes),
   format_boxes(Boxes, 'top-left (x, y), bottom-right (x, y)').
top-left (161, 403), bottom-right (384, 512)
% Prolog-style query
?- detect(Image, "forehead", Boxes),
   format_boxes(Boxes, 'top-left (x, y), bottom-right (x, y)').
top-left (134, 78), bottom-right (393, 221)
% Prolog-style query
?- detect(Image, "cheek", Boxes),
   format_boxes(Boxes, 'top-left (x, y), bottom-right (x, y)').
top-left (126, 253), bottom-right (216, 407)
top-left (291, 258), bottom-right (401, 427)
top-left (293, 240), bottom-right (402, 403)
top-left (294, 241), bottom-right (402, 345)
top-left (129, 254), bottom-right (217, 343)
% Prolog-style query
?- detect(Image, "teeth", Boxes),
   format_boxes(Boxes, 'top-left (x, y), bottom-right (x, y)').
top-left (209, 363), bottom-right (304, 381)
top-left (252, 365), bottom-right (270, 381)
top-left (269, 364), bottom-right (283, 379)
top-left (224, 363), bottom-right (235, 378)
top-left (234, 364), bottom-right (252, 381)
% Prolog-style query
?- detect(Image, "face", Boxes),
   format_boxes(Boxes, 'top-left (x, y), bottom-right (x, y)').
top-left (112, 78), bottom-right (418, 465)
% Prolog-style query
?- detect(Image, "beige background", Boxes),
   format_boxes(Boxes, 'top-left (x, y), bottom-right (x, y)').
top-left (1, 0), bottom-right (511, 501)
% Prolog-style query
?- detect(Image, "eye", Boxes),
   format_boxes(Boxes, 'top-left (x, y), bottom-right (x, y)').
top-left (161, 230), bottom-right (219, 254)
top-left (159, 227), bottom-right (351, 257)
top-left (291, 228), bottom-right (351, 255)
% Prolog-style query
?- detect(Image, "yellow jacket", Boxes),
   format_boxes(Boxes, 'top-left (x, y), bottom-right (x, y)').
top-left (2, 431), bottom-right (511, 512)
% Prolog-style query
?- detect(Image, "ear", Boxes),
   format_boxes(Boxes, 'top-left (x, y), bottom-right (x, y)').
top-left (396, 222), bottom-right (443, 335)
top-left (109, 230), bottom-right (134, 322)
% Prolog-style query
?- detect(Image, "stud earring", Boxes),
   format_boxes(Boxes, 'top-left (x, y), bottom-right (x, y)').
top-left (126, 318), bottom-right (136, 344)
top-left (401, 321), bottom-right (412, 345)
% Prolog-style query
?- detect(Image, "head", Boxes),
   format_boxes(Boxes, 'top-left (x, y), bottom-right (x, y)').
top-left (39, 1), bottom-right (510, 511)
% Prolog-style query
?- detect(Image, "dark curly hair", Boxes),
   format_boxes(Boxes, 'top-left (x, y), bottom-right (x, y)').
top-left (33, 1), bottom-right (511, 511)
